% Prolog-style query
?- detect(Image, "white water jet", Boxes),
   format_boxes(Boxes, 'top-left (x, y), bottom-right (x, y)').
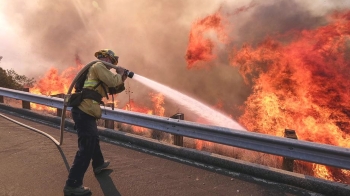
top-left (132, 74), bottom-right (246, 131)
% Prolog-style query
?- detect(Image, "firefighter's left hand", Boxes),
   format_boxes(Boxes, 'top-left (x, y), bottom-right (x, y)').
top-left (115, 66), bottom-right (125, 75)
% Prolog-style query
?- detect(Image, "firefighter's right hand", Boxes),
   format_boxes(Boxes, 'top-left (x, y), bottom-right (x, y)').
top-left (115, 66), bottom-right (125, 75)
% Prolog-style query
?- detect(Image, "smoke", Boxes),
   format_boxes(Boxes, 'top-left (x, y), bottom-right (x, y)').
top-left (1, 0), bottom-right (350, 119)
top-left (180, 0), bottom-right (350, 119)
top-left (234, 1), bottom-right (326, 45)
top-left (1, 0), bottom-right (222, 71)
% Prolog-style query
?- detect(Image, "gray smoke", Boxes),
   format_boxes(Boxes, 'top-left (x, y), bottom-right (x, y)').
top-left (1, 0), bottom-right (349, 121)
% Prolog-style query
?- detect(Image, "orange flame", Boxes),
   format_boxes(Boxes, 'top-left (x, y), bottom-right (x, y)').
top-left (123, 93), bottom-right (165, 134)
top-left (123, 99), bottom-right (152, 133)
top-left (30, 55), bottom-right (84, 111)
top-left (187, 8), bottom-right (350, 183)
top-left (230, 11), bottom-right (350, 182)
top-left (124, 99), bottom-right (153, 114)
top-left (29, 54), bottom-right (166, 134)
top-left (231, 12), bottom-right (350, 147)
top-left (30, 56), bottom-right (83, 96)
top-left (185, 4), bottom-right (256, 69)
top-left (151, 92), bottom-right (165, 116)
top-left (185, 11), bottom-right (228, 69)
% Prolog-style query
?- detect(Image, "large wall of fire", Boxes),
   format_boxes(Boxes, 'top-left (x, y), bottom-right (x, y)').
top-left (2, 0), bottom-right (350, 183)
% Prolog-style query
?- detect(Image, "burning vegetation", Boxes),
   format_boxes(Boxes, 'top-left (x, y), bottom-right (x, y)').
top-left (185, 5), bottom-right (350, 183)
top-left (18, 2), bottom-right (350, 184)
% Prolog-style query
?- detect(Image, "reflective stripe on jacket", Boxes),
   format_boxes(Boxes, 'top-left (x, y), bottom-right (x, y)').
top-left (83, 79), bottom-right (99, 88)
top-left (78, 61), bottom-right (123, 118)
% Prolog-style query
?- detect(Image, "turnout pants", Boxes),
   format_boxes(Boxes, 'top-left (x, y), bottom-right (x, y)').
top-left (66, 107), bottom-right (105, 187)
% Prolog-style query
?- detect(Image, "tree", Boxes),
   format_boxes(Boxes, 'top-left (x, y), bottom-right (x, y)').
top-left (0, 67), bottom-right (36, 90)
top-left (6, 69), bottom-right (36, 88)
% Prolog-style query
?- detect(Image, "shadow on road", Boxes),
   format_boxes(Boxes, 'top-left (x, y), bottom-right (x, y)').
top-left (95, 169), bottom-right (121, 196)
top-left (55, 144), bottom-right (120, 196)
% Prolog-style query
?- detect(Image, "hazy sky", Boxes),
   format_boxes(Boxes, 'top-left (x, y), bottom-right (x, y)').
top-left (1, 0), bottom-right (350, 119)
top-left (0, 0), bottom-right (224, 76)
top-left (1, 0), bottom-right (349, 76)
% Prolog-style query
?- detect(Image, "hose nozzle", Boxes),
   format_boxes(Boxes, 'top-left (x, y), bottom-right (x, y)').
top-left (124, 69), bottom-right (134, 78)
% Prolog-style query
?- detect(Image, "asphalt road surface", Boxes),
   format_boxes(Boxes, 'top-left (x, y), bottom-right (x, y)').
top-left (0, 112), bottom-right (324, 196)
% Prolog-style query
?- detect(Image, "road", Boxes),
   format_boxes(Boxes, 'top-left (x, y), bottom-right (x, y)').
top-left (0, 111), bottom-right (327, 196)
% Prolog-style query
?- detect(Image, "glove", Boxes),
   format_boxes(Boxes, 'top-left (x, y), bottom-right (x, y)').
top-left (122, 73), bottom-right (127, 82)
top-left (108, 84), bottom-right (125, 94)
top-left (115, 66), bottom-right (125, 75)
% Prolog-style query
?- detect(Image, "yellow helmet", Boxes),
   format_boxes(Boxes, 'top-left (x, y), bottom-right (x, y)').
top-left (94, 49), bottom-right (119, 65)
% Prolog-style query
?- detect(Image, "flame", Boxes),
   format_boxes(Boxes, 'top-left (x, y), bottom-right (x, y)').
top-left (185, 11), bottom-right (228, 69)
top-left (231, 12), bottom-right (350, 147)
top-left (186, 8), bottom-right (350, 183)
top-left (151, 92), bottom-right (165, 116)
top-left (185, 4), bottom-right (256, 69)
top-left (29, 103), bottom-right (56, 112)
top-left (31, 56), bottom-right (83, 96)
top-left (124, 99), bottom-right (153, 114)
top-left (28, 54), bottom-right (166, 134)
top-left (233, 11), bottom-right (350, 183)
top-left (123, 93), bottom-right (165, 134)
top-left (29, 55), bottom-right (83, 111)
top-left (194, 140), bottom-right (215, 151)
top-left (123, 99), bottom-right (152, 134)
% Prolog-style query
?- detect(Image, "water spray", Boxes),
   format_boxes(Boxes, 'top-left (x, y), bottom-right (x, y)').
top-left (59, 60), bottom-right (244, 146)
top-left (131, 74), bottom-right (246, 130)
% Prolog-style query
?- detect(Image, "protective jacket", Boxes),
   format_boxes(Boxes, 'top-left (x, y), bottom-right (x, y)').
top-left (78, 61), bottom-right (123, 118)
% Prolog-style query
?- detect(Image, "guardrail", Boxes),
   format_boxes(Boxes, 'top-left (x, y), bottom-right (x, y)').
top-left (0, 87), bottom-right (350, 170)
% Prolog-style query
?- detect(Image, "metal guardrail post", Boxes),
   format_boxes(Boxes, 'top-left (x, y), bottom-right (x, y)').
top-left (0, 94), bottom-right (3, 103)
top-left (282, 129), bottom-right (298, 171)
top-left (52, 94), bottom-right (65, 117)
top-left (170, 113), bottom-right (184, 146)
top-left (105, 103), bottom-right (115, 129)
top-left (21, 88), bottom-right (30, 109)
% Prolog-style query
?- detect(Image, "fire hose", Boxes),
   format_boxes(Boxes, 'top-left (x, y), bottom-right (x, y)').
top-left (0, 113), bottom-right (61, 146)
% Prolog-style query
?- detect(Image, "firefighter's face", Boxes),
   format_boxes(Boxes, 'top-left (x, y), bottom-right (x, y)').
top-left (100, 57), bottom-right (113, 69)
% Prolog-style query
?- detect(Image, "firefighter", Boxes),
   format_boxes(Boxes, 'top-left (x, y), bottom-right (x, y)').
top-left (64, 49), bottom-right (127, 196)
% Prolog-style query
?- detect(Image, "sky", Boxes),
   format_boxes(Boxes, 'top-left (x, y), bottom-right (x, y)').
top-left (1, 0), bottom-right (350, 119)
top-left (1, 0), bottom-right (348, 75)
top-left (0, 0), bottom-right (222, 76)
